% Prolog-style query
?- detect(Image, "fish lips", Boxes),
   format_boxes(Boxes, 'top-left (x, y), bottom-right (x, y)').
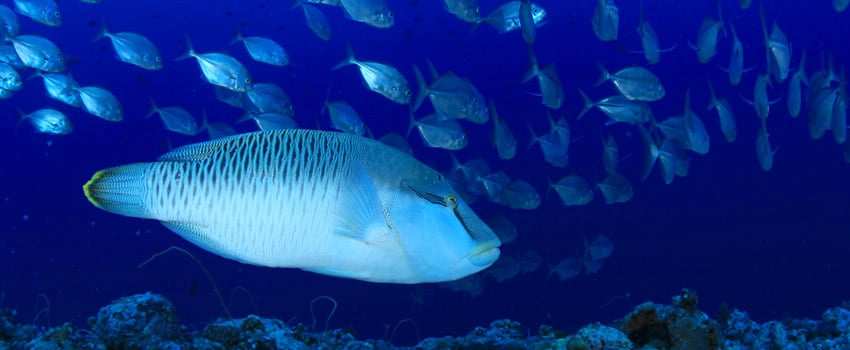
top-left (467, 239), bottom-right (501, 267)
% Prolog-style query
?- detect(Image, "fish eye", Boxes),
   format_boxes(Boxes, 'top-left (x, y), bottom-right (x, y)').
top-left (404, 90), bottom-right (412, 97)
top-left (391, 86), bottom-right (398, 91)
top-left (445, 194), bottom-right (458, 209)
top-left (244, 77), bottom-right (252, 83)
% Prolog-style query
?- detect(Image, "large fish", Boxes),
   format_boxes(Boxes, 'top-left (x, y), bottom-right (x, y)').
top-left (83, 129), bottom-right (501, 284)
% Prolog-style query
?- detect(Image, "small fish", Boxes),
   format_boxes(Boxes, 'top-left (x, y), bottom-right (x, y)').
top-left (528, 116), bottom-right (569, 168)
top-left (214, 86), bottom-right (243, 109)
top-left (408, 113), bottom-right (468, 150)
top-left (489, 101), bottom-right (516, 160)
top-left (94, 23), bottom-right (163, 70)
top-left (477, 171), bottom-right (511, 202)
top-left (147, 99), bottom-right (203, 136)
top-left (707, 80), bottom-right (736, 143)
top-left (177, 37), bottom-right (253, 93)
top-left (243, 112), bottom-right (299, 131)
top-left (691, 17), bottom-right (724, 64)
top-left (83, 129), bottom-right (501, 283)
top-left (726, 23), bottom-right (747, 86)
top-left (597, 173), bottom-right (633, 204)
top-left (18, 108), bottom-right (71, 134)
top-left (751, 73), bottom-right (773, 121)
top-left (519, 250), bottom-right (542, 273)
top-left (787, 50), bottom-right (807, 118)
top-left (548, 256), bottom-right (581, 281)
top-left (0, 5), bottom-right (20, 37)
top-left (13, 0), bottom-right (60, 27)
top-left (0, 62), bottom-right (21, 91)
top-left (206, 121), bottom-right (238, 140)
top-left (481, 1), bottom-right (547, 34)
top-left (578, 89), bottom-right (653, 125)
top-left (755, 120), bottom-right (777, 171)
top-left (522, 47), bottom-right (564, 110)
top-left (584, 235), bottom-right (613, 261)
top-left (334, 45), bottom-right (410, 104)
top-left (549, 174), bottom-right (594, 206)
top-left (413, 62), bottom-right (487, 123)
top-left (495, 180), bottom-right (540, 210)
top-left (836, 0), bottom-right (850, 12)
top-left (76, 86), bottom-right (123, 122)
top-left (808, 86), bottom-right (838, 140)
top-left (518, 0), bottom-right (535, 44)
top-left (30, 71), bottom-right (81, 107)
top-left (378, 132), bottom-right (412, 155)
top-left (444, 0), bottom-right (480, 23)
top-left (832, 87), bottom-right (847, 144)
top-left (602, 134), bottom-right (618, 175)
top-left (592, 0), bottom-right (619, 42)
top-left (683, 90), bottom-right (710, 155)
top-left (759, 5), bottom-right (791, 83)
top-left (231, 29), bottom-right (289, 66)
top-left (595, 63), bottom-right (665, 102)
top-left (486, 216), bottom-right (517, 245)
top-left (9, 34), bottom-right (65, 72)
top-left (324, 99), bottom-right (366, 136)
top-left (295, 2), bottom-right (331, 41)
top-left (244, 83), bottom-right (293, 116)
top-left (339, 0), bottom-right (394, 28)
top-left (484, 256), bottom-right (521, 282)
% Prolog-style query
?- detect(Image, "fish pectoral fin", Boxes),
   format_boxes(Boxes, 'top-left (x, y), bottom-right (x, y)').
top-left (332, 164), bottom-right (390, 244)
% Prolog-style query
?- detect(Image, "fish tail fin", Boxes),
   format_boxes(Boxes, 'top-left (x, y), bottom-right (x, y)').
top-left (321, 84), bottom-right (332, 115)
top-left (521, 46), bottom-right (539, 84)
top-left (175, 35), bottom-right (195, 61)
top-left (406, 109), bottom-right (417, 138)
top-left (716, 0), bottom-right (726, 37)
top-left (145, 97), bottom-right (158, 119)
top-left (331, 42), bottom-right (356, 70)
top-left (526, 123), bottom-right (540, 151)
top-left (577, 88), bottom-right (594, 120)
top-left (25, 71), bottom-right (43, 81)
top-left (91, 19), bottom-right (109, 43)
top-left (425, 58), bottom-right (439, 81)
top-left (14, 107), bottom-right (28, 130)
top-left (229, 27), bottom-right (244, 46)
top-left (412, 64), bottom-right (428, 112)
top-left (83, 163), bottom-right (153, 219)
top-left (593, 61), bottom-right (610, 87)
top-left (706, 79), bottom-right (718, 110)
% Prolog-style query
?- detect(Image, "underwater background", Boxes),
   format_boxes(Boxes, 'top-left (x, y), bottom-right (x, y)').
top-left (1, 0), bottom-right (850, 347)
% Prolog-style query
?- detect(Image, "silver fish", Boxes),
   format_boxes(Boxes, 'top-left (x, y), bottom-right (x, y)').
top-left (597, 172), bottom-right (633, 204)
top-left (481, 1), bottom-right (547, 34)
top-left (18, 108), bottom-right (71, 134)
top-left (787, 50), bottom-right (807, 118)
top-left (334, 45), bottom-right (410, 104)
top-left (0, 5), bottom-right (20, 36)
top-left (682, 90), bottom-right (710, 155)
top-left (756, 120), bottom-right (776, 171)
top-left (585, 235), bottom-right (613, 261)
top-left (0, 62), bottom-right (21, 91)
top-left (296, 2), bottom-right (331, 41)
top-left (178, 37), bottom-right (253, 93)
top-left (522, 47), bottom-right (564, 110)
top-left (413, 62), bottom-right (487, 123)
top-left (548, 257), bottom-right (581, 281)
top-left (489, 101), bottom-right (516, 160)
top-left (752, 73), bottom-right (772, 121)
top-left (9, 34), bottom-right (64, 72)
top-left (76, 85), bottom-right (123, 122)
top-left (30, 71), bottom-right (81, 107)
top-left (727, 23), bottom-right (746, 86)
top-left (83, 129), bottom-right (501, 283)
top-left (147, 100), bottom-right (202, 136)
top-left (95, 23), bottom-right (163, 70)
top-left (248, 112), bottom-right (299, 131)
top-left (760, 6), bottom-right (791, 82)
top-left (206, 121), bottom-right (238, 140)
top-left (596, 63), bottom-right (665, 102)
top-left (832, 89), bottom-right (847, 144)
top-left (808, 86), bottom-right (838, 140)
top-left (244, 83), bottom-right (293, 116)
top-left (550, 174), bottom-right (594, 206)
top-left (13, 0), bottom-right (60, 27)
top-left (707, 80), bottom-right (736, 143)
top-left (324, 99), bottom-right (366, 136)
top-left (518, 0), bottom-right (535, 45)
top-left (692, 17), bottom-right (723, 64)
top-left (592, 0), bottom-right (619, 42)
top-left (232, 30), bottom-right (289, 66)
top-left (0, 45), bottom-right (25, 69)
top-left (578, 89), bottom-right (653, 125)
top-left (339, 0), bottom-right (394, 28)
top-left (602, 134), bottom-right (618, 175)
top-left (528, 117), bottom-right (569, 168)
top-left (409, 113), bottom-right (468, 150)
top-left (444, 0), bottom-right (480, 23)
top-left (495, 180), bottom-right (539, 210)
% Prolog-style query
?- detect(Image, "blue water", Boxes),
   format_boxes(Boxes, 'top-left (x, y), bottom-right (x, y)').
top-left (1, 0), bottom-right (849, 345)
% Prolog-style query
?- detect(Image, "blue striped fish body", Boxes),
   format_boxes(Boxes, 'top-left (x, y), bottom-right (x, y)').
top-left (84, 129), bottom-right (500, 284)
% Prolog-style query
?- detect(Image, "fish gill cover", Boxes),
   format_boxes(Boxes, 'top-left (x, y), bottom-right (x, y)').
top-left (1, 0), bottom-right (849, 347)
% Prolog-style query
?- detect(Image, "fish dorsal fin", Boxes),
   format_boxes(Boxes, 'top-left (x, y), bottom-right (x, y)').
top-left (332, 164), bottom-right (391, 243)
top-left (158, 137), bottom-right (232, 162)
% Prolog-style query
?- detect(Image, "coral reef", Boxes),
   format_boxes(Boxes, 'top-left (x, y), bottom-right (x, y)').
top-left (1, 289), bottom-right (850, 349)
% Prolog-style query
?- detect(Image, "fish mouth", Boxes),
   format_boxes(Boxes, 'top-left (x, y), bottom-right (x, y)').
top-left (467, 240), bottom-right (501, 267)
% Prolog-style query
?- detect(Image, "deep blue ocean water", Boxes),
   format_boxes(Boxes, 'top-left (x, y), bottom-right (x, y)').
top-left (1, 0), bottom-right (849, 345)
